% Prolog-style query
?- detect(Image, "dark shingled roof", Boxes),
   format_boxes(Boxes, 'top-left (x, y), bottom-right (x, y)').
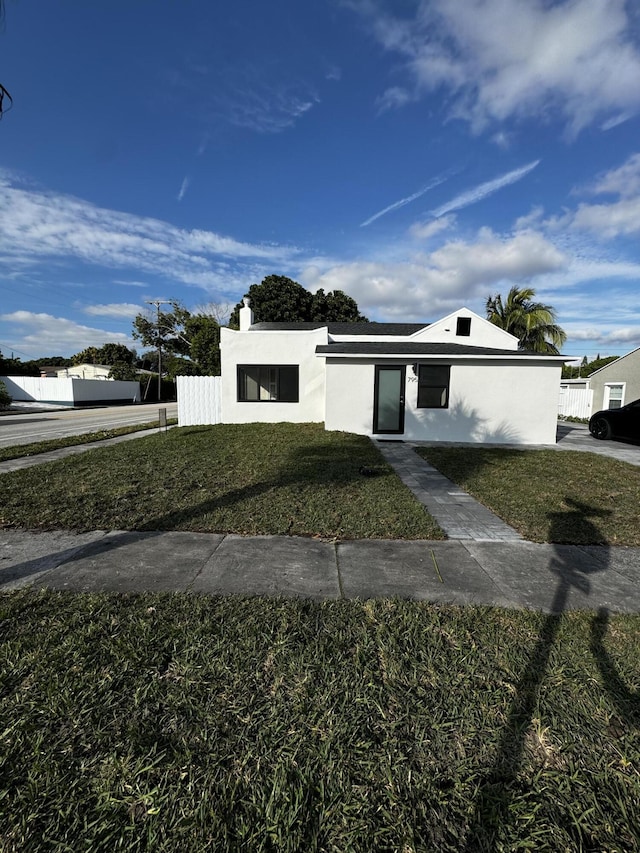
top-left (316, 342), bottom-right (562, 357)
top-left (250, 322), bottom-right (429, 335)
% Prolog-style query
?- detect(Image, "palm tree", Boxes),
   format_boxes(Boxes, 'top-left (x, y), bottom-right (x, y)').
top-left (485, 286), bottom-right (566, 353)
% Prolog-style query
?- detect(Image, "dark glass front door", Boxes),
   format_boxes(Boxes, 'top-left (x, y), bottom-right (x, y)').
top-left (373, 366), bottom-right (405, 434)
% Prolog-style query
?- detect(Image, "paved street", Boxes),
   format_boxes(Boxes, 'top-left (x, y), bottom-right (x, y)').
top-left (0, 402), bottom-right (178, 447)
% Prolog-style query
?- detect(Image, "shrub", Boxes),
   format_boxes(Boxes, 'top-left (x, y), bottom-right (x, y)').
top-left (0, 380), bottom-right (11, 409)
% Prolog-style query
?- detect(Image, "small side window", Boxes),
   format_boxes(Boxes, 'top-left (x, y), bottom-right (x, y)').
top-left (237, 365), bottom-right (299, 402)
top-left (456, 317), bottom-right (471, 336)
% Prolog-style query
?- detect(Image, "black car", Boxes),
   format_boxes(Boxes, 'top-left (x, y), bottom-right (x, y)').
top-left (589, 398), bottom-right (640, 441)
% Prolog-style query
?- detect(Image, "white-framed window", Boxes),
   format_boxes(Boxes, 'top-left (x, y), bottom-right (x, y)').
top-left (604, 383), bottom-right (625, 410)
top-left (237, 365), bottom-right (299, 402)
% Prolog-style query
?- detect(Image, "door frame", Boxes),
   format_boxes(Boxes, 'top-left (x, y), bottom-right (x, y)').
top-left (373, 364), bottom-right (406, 434)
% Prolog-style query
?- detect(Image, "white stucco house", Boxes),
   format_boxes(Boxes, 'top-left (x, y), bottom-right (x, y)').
top-left (219, 300), bottom-right (567, 445)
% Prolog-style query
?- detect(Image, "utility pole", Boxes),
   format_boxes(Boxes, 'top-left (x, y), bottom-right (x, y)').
top-left (146, 300), bottom-right (171, 402)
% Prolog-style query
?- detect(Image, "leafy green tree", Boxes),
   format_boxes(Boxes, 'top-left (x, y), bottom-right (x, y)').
top-left (562, 354), bottom-right (618, 378)
top-left (0, 379), bottom-right (11, 409)
top-left (132, 304), bottom-right (221, 376)
top-left (164, 355), bottom-right (202, 380)
top-left (230, 275), bottom-right (368, 327)
top-left (230, 276), bottom-right (313, 327)
top-left (311, 288), bottom-right (369, 322)
top-left (132, 302), bottom-right (192, 358)
top-left (71, 346), bottom-right (100, 366)
top-left (185, 315), bottom-right (221, 375)
top-left (485, 286), bottom-right (566, 354)
top-left (72, 344), bottom-right (137, 366)
top-left (108, 362), bottom-right (138, 381)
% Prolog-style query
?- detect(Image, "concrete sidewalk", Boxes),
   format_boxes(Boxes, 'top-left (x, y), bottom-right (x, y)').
top-left (1, 422), bottom-right (639, 612)
top-left (1, 529), bottom-right (639, 614)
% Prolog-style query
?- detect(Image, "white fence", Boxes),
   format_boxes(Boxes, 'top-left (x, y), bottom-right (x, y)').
top-left (177, 375), bottom-right (222, 426)
top-left (1, 375), bottom-right (140, 405)
top-left (558, 386), bottom-right (593, 419)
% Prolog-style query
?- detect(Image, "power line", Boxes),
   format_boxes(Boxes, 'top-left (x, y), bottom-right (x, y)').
top-left (146, 300), bottom-right (172, 402)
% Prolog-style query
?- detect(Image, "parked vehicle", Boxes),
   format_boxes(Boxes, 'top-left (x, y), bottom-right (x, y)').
top-left (589, 398), bottom-right (640, 441)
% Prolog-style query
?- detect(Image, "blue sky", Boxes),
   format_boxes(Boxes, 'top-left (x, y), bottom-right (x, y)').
top-left (1, 0), bottom-right (640, 361)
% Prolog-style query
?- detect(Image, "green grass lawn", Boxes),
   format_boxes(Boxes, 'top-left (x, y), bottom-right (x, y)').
top-left (0, 423), bottom-right (443, 540)
top-left (416, 447), bottom-right (640, 545)
top-left (1, 590), bottom-right (638, 852)
top-left (0, 419), bottom-right (178, 463)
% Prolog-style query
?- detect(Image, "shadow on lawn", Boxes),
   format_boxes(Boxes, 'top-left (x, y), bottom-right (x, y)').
top-left (136, 439), bottom-right (386, 531)
top-left (591, 607), bottom-right (640, 727)
top-left (464, 498), bottom-right (612, 851)
top-left (0, 439), bottom-right (387, 587)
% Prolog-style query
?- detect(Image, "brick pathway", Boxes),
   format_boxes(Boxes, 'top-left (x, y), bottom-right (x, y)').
top-left (375, 440), bottom-right (523, 542)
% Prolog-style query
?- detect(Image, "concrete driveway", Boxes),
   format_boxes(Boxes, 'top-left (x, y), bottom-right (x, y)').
top-left (555, 421), bottom-right (640, 466)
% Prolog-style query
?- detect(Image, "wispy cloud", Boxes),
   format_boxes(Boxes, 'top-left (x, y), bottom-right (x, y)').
top-left (360, 173), bottom-right (450, 227)
top-left (113, 279), bottom-right (148, 288)
top-left (0, 310), bottom-right (131, 357)
top-left (601, 112), bottom-right (634, 131)
top-left (0, 174), bottom-right (300, 289)
top-left (83, 303), bottom-right (141, 318)
top-left (177, 175), bottom-right (190, 202)
top-left (359, 0), bottom-right (640, 137)
top-left (430, 160), bottom-right (540, 219)
top-left (166, 61), bottom-right (319, 135)
top-left (409, 214), bottom-right (455, 240)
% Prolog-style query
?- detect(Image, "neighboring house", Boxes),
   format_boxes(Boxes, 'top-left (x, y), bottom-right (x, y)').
top-left (219, 300), bottom-right (567, 445)
top-left (46, 363), bottom-right (112, 380)
top-left (558, 378), bottom-right (593, 420)
top-left (588, 348), bottom-right (640, 412)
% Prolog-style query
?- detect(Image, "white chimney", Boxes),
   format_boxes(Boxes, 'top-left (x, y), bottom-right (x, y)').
top-left (239, 297), bottom-right (254, 332)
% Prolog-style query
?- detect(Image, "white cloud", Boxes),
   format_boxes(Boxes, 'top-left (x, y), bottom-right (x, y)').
top-left (360, 0), bottom-right (640, 136)
top-left (571, 197), bottom-right (640, 238)
top-left (430, 160), bottom-right (540, 218)
top-left (177, 175), bottom-right (190, 202)
top-left (0, 175), bottom-right (300, 288)
top-left (601, 111), bottom-right (634, 131)
top-left (408, 214), bottom-right (455, 240)
top-left (83, 303), bottom-right (142, 318)
top-left (0, 311), bottom-right (131, 357)
top-left (375, 86), bottom-right (413, 113)
top-left (113, 279), bottom-right (148, 288)
top-left (514, 206), bottom-right (545, 230)
top-left (301, 228), bottom-right (567, 319)
top-left (360, 172), bottom-right (450, 226)
top-left (589, 152), bottom-right (640, 198)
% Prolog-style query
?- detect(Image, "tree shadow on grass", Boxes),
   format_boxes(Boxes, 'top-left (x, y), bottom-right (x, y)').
top-left (464, 498), bottom-right (611, 851)
top-left (1, 437), bottom-right (395, 585)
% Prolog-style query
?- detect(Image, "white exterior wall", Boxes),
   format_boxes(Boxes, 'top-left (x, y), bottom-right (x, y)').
top-left (0, 375), bottom-right (140, 404)
top-left (324, 359), bottom-right (562, 445)
top-left (220, 327), bottom-right (326, 424)
top-left (412, 309), bottom-right (519, 349)
top-left (55, 364), bottom-right (112, 379)
top-left (177, 375), bottom-right (222, 426)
